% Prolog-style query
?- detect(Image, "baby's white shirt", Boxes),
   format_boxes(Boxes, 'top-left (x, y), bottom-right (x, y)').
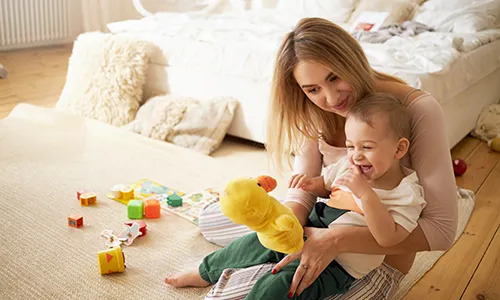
top-left (322, 156), bottom-right (426, 278)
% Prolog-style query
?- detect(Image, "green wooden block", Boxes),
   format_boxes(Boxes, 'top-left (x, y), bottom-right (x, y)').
top-left (127, 200), bottom-right (143, 219)
top-left (167, 194), bottom-right (183, 207)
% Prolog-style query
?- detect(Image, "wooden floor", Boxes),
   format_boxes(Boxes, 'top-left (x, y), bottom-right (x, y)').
top-left (1, 46), bottom-right (499, 300)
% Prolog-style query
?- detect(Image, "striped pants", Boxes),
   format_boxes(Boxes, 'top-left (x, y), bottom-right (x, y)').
top-left (199, 202), bottom-right (405, 300)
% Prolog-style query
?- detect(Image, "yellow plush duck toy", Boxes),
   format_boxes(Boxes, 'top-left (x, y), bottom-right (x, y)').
top-left (220, 175), bottom-right (304, 254)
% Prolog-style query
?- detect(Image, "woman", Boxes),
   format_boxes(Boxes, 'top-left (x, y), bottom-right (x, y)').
top-left (199, 17), bottom-right (457, 299)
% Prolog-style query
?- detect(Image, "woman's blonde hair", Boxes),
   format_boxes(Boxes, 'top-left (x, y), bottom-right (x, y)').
top-left (266, 17), bottom-right (405, 172)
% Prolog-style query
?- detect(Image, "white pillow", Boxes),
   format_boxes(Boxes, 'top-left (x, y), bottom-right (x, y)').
top-left (275, 0), bottom-right (357, 24)
top-left (413, 0), bottom-right (500, 33)
top-left (348, 0), bottom-right (419, 26)
top-left (125, 94), bottom-right (239, 155)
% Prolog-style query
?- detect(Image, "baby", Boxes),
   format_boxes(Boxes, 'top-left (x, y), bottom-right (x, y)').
top-left (165, 93), bottom-right (426, 299)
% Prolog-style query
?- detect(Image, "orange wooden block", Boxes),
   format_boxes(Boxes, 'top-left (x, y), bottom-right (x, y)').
top-left (68, 215), bottom-right (83, 228)
top-left (144, 199), bottom-right (161, 218)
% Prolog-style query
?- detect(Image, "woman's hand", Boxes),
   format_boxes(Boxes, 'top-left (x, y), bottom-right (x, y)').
top-left (272, 227), bottom-right (340, 297)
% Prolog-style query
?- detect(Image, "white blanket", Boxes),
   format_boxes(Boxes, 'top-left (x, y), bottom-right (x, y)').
top-left (107, 10), bottom-right (500, 79)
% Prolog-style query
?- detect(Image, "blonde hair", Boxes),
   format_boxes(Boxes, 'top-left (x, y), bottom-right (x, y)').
top-left (347, 93), bottom-right (411, 140)
top-left (266, 17), bottom-right (405, 172)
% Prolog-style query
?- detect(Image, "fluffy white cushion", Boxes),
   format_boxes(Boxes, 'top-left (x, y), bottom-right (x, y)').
top-left (472, 104), bottom-right (500, 141)
top-left (125, 94), bottom-right (239, 155)
top-left (275, 0), bottom-right (357, 24)
top-left (413, 0), bottom-right (500, 33)
top-left (56, 32), bottom-right (154, 126)
top-left (349, 0), bottom-right (419, 26)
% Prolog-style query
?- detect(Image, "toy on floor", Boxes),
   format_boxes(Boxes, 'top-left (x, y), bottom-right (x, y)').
top-left (488, 136), bottom-right (500, 152)
top-left (157, 188), bottom-right (220, 225)
top-left (101, 222), bottom-right (143, 248)
top-left (144, 198), bottom-right (161, 218)
top-left (101, 229), bottom-right (127, 248)
top-left (166, 194), bottom-right (183, 207)
top-left (110, 184), bottom-right (134, 201)
top-left (453, 158), bottom-right (468, 176)
top-left (97, 247), bottom-right (126, 275)
top-left (76, 190), bottom-right (97, 206)
top-left (106, 179), bottom-right (185, 205)
top-left (76, 190), bottom-right (87, 200)
top-left (116, 222), bottom-right (143, 245)
top-left (125, 220), bottom-right (147, 237)
top-left (80, 192), bottom-right (97, 206)
top-left (68, 214), bottom-right (83, 228)
top-left (220, 175), bottom-right (304, 254)
top-left (127, 200), bottom-right (143, 219)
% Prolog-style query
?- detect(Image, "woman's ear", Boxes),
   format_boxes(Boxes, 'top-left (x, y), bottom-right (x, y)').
top-left (395, 138), bottom-right (410, 159)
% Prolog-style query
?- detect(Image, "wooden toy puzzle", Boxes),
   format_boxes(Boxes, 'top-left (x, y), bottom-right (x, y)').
top-left (106, 179), bottom-right (185, 205)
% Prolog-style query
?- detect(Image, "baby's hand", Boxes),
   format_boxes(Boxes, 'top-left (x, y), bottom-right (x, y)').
top-left (334, 166), bottom-right (374, 200)
top-left (289, 174), bottom-right (324, 194)
top-left (289, 174), bottom-right (311, 189)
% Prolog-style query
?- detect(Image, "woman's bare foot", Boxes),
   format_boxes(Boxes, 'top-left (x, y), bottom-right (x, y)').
top-left (164, 269), bottom-right (210, 288)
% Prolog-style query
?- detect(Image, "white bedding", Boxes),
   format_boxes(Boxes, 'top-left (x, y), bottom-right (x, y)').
top-left (107, 10), bottom-right (500, 82)
top-left (107, 9), bottom-right (500, 144)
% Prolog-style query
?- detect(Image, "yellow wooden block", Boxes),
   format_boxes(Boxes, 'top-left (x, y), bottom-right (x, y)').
top-left (80, 192), bottom-right (97, 206)
top-left (97, 247), bottom-right (125, 275)
top-left (120, 187), bottom-right (134, 200)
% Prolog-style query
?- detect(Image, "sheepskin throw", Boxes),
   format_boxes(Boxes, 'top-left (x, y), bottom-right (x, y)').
top-left (125, 94), bottom-right (239, 155)
top-left (472, 104), bottom-right (500, 141)
top-left (56, 32), bottom-right (154, 126)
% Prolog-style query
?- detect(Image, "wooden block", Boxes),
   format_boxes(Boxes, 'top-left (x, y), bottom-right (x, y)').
top-left (97, 247), bottom-right (125, 275)
top-left (80, 192), bottom-right (97, 206)
top-left (127, 200), bottom-right (143, 219)
top-left (68, 215), bottom-right (83, 228)
top-left (120, 186), bottom-right (134, 200)
top-left (144, 199), bottom-right (161, 218)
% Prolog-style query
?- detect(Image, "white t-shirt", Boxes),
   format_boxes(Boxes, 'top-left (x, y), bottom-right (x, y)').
top-left (322, 156), bottom-right (426, 278)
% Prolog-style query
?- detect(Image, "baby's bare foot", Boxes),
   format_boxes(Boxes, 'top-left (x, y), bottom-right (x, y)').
top-left (164, 269), bottom-right (210, 288)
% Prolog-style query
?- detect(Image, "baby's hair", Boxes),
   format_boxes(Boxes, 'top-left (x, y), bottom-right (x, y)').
top-left (347, 93), bottom-right (411, 140)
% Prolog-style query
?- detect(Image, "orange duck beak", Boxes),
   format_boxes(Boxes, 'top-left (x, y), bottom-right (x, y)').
top-left (256, 175), bottom-right (277, 193)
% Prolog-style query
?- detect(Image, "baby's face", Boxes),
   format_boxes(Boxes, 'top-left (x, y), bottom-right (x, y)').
top-left (345, 114), bottom-right (400, 181)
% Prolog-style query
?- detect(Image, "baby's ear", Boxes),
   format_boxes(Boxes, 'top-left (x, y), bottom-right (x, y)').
top-left (395, 138), bottom-right (410, 159)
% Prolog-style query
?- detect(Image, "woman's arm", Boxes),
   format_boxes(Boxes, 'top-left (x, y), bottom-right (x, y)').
top-left (285, 201), bottom-right (311, 226)
top-left (407, 96), bottom-right (457, 250)
top-left (332, 224), bottom-right (429, 255)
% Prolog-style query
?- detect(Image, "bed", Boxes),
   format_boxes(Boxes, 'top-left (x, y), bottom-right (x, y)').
top-left (108, 0), bottom-right (500, 148)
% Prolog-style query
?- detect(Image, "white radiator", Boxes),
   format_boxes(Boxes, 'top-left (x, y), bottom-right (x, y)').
top-left (0, 0), bottom-right (81, 51)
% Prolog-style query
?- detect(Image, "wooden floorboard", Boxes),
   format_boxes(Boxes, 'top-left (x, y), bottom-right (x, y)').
top-left (0, 45), bottom-right (71, 118)
top-left (461, 222), bottom-right (500, 300)
top-left (455, 142), bottom-right (500, 192)
top-left (2, 45), bottom-right (500, 300)
top-left (451, 136), bottom-right (481, 161)
top-left (405, 151), bottom-right (500, 300)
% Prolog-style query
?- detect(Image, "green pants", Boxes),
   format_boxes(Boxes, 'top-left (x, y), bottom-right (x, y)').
top-left (199, 202), bottom-right (355, 300)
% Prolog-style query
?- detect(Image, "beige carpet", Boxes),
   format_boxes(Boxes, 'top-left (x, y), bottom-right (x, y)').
top-left (0, 104), bottom-right (475, 300)
top-left (0, 104), bottom-right (236, 300)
